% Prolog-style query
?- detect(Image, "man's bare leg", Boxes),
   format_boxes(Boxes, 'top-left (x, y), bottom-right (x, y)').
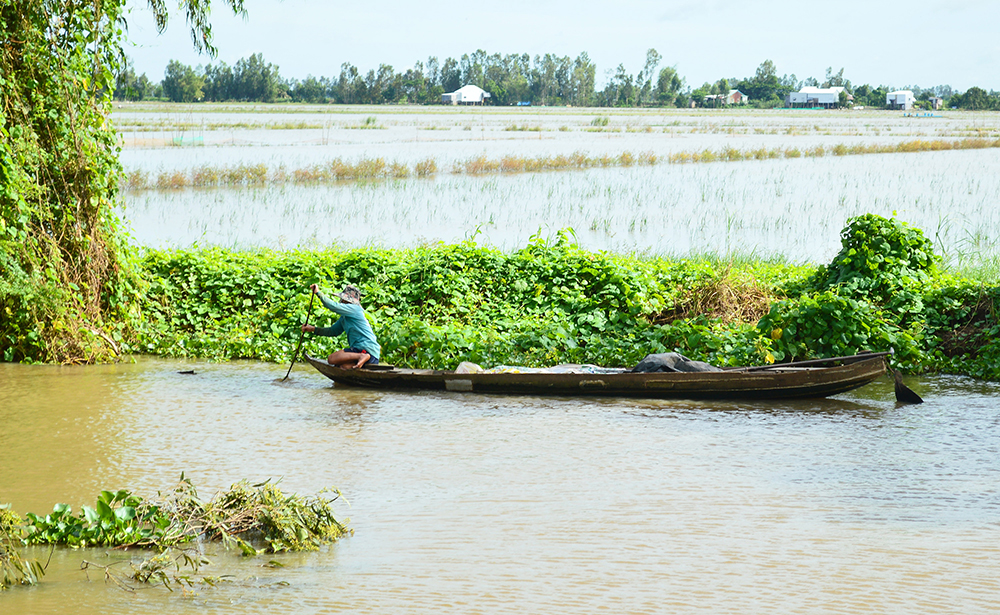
top-left (327, 350), bottom-right (368, 369)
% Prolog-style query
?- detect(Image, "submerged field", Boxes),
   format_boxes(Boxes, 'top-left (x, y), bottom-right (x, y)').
top-left (115, 105), bottom-right (1000, 270)
top-left (122, 149), bottom-right (1000, 266)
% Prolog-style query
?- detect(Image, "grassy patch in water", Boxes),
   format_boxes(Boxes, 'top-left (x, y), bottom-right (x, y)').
top-left (123, 137), bottom-right (1000, 192)
top-left (125, 157), bottom-right (439, 189)
top-left (666, 137), bottom-right (1000, 164)
top-left (344, 116), bottom-right (384, 129)
top-left (450, 150), bottom-right (657, 175)
top-left (503, 123), bottom-right (543, 132)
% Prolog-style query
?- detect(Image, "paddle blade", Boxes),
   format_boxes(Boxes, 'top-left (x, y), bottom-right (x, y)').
top-left (893, 370), bottom-right (924, 404)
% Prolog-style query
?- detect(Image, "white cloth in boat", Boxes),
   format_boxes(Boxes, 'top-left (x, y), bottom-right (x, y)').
top-left (475, 364), bottom-right (627, 375)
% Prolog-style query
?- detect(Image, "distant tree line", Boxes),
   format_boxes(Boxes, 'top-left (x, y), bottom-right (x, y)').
top-left (948, 87), bottom-right (1000, 110)
top-left (115, 51), bottom-right (1000, 110)
top-left (687, 63), bottom-right (972, 110)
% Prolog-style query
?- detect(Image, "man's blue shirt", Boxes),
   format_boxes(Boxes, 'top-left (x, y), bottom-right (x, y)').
top-left (313, 293), bottom-right (381, 360)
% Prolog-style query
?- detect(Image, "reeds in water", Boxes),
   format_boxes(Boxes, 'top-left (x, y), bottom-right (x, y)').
top-left (345, 116), bottom-right (384, 130)
top-left (503, 124), bottom-right (542, 132)
top-left (450, 150), bottom-right (658, 175)
top-left (128, 157), bottom-right (415, 191)
top-left (414, 158), bottom-right (437, 177)
top-left (123, 137), bottom-right (1000, 192)
top-left (663, 137), bottom-right (1000, 167)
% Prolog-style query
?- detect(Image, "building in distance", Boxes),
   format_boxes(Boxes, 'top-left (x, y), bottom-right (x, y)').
top-left (785, 86), bottom-right (851, 109)
top-left (887, 90), bottom-right (916, 110)
top-left (704, 89), bottom-right (748, 106)
top-left (442, 85), bottom-right (492, 105)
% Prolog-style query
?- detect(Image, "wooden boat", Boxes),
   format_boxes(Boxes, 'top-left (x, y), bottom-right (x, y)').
top-left (304, 352), bottom-right (890, 400)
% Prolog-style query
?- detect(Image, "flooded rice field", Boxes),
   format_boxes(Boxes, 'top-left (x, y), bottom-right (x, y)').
top-left (114, 103), bottom-right (1000, 169)
top-left (115, 105), bottom-right (1000, 262)
top-left (123, 149), bottom-right (1000, 261)
top-left (3, 358), bottom-right (1000, 614)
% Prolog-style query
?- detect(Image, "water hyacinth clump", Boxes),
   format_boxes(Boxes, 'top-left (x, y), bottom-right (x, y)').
top-left (1, 477), bottom-right (349, 591)
top-left (13, 476), bottom-right (348, 555)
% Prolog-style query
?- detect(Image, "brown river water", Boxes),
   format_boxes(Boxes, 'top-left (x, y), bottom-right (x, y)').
top-left (2, 358), bottom-right (999, 614)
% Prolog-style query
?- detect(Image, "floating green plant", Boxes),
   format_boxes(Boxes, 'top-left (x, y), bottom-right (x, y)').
top-left (2, 476), bottom-right (348, 592)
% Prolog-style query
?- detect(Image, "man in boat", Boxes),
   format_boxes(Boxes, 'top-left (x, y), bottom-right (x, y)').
top-left (301, 284), bottom-right (382, 369)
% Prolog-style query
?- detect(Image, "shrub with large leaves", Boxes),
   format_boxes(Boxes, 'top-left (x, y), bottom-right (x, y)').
top-left (757, 291), bottom-right (921, 365)
top-left (756, 214), bottom-right (933, 366)
top-left (822, 213), bottom-right (937, 303)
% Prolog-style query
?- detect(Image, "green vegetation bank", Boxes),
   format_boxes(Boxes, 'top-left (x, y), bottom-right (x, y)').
top-left (1, 1), bottom-right (139, 363)
top-left (134, 216), bottom-right (1000, 380)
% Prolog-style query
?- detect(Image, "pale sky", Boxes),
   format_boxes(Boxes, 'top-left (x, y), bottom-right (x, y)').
top-left (123, 0), bottom-right (999, 92)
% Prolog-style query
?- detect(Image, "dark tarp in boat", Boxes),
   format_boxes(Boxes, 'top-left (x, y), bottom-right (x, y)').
top-left (629, 353), bottom-right (723, 374)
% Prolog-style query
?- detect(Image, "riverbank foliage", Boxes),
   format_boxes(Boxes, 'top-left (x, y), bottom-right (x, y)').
top-left (134, 216), bottom-right (1000, 379)
top-left (0, 2), bottom-right (142, 364)
top-left (136, 231), bottom-right (794, 369)
top-left (0, 0), bottom-right (249, 365)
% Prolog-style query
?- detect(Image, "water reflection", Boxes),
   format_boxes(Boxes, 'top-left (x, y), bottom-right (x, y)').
top-left (621, 395), bottom-right (887, 419)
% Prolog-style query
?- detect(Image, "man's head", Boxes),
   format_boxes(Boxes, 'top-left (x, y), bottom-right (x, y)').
top-left (337, 284), bottom-right (362, 305)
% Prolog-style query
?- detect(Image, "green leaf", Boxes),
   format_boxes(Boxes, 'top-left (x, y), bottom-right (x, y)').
top-left (115, 506), bottom-right (136, 521)
top-left (96, 500), bottom-right (114, 521)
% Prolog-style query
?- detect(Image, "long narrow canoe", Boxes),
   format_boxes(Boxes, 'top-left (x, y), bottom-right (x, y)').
top-left (304, 353), bottom-right (888, 400)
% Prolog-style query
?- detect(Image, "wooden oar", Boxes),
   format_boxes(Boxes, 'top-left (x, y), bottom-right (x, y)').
top-left (282, 290), bottom-right (316, 381)
top-left (893, 369), bottom-right (924, 404)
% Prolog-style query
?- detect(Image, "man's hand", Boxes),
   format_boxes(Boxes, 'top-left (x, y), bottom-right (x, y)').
top-left (310, 283), bottom-right (319, 295)
top-left (302, 324), bottom-right (316, 333)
